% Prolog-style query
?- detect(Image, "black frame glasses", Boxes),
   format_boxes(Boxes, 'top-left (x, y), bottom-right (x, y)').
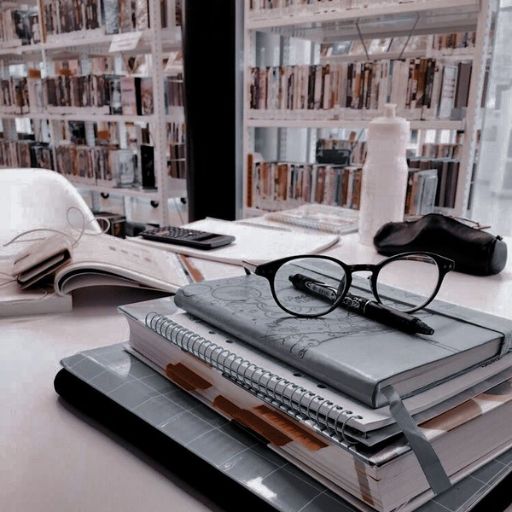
top-left (243, 252), bottom-right (455, 318)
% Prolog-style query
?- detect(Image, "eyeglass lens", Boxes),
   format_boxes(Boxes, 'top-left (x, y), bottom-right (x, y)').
top-left (273, 257), bottom-right (346, 316)
top-left (375, 254), bottom-right (440, 311)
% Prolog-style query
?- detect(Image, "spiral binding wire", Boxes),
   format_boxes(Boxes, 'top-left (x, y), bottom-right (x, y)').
top-left (146, 312), bottom-right (364, 444)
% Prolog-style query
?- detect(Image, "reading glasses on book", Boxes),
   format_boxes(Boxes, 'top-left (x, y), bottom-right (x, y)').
top-left (243, 252), bottom-right (455, 318)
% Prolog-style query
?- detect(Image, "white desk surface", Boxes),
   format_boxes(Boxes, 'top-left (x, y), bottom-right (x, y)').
top-left (2, 230), bottom-right (512, 512)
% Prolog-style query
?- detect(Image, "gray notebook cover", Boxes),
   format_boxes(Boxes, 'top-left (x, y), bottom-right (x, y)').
top-left (60, 344), bottom-right (512, 512)
top-left (174, 275), bottom-right (512, 408)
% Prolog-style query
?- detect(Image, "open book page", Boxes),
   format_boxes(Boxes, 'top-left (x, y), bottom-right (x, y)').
top-left (54, 234), bottom-right (189, 295)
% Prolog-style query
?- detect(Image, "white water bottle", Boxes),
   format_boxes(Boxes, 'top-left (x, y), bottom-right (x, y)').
top-left (358, 103), bottom-right (410, 246)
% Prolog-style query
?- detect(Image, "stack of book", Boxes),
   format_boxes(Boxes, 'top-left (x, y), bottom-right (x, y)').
top-left (121, 273), bottom-right (512, 512)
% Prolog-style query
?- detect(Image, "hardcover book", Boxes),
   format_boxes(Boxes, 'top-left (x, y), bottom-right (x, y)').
top-left (174, 274), bottom-right (512, 408)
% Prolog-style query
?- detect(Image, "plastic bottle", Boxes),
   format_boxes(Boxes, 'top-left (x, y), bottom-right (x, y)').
top-left (358, 103), bottom-right (410, 246)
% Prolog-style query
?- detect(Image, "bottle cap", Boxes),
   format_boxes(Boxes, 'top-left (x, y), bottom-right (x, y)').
top-left (384, 103), bottom-right (396, 118)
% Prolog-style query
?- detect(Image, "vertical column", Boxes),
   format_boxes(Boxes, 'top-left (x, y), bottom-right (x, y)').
top-left (243, 13), bottom-right (256, 215)
top-left (454, 0), bottom-right (492, 216)
top-left (183, 0), bottom-right (237, 221)
top-left (149, 0), bottom-right (170, 226)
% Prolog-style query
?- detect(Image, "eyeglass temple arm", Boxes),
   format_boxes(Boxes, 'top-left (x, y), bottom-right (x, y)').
top-left (242, 261), bottom-right (258, 275)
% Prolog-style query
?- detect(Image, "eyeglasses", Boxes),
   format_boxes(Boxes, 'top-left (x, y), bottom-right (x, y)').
top-left (243, 252), bottom-right (455, 318)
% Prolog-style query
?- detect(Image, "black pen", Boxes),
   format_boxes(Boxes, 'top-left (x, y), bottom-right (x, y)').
top-left (289, 273), bottom-right (435, 335)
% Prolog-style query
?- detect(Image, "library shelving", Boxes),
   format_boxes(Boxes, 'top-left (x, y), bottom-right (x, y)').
top-left (0, 0), bottom-right (185, 226)
top-left (242, 0), bottom-right (495, 218)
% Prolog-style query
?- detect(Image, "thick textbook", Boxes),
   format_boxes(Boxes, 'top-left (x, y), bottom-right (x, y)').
top-left (56, 343), bottom-right (512, 512)
top-left (174, 274), bottom-right (512, 408)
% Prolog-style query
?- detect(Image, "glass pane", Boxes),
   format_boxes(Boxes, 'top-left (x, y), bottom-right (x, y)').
top-left (376, 255), bottom-right (439, 311)
top-left (273, 257), bottom-right (346, 316)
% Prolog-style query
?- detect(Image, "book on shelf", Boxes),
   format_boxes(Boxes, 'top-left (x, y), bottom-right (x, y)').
top-left (0, 77), bottom-right (30, 114)
top-left (408, 158), bottom-right (460, 209)
top-left (139, 144), bottom-right (156, 188)
top-left (121, 287), bottom-right (512, 512)
top-left (120, 76), bottom-right (141, 115)
top-left (168, 143), bottom-right (186, 179)
top-left (140, 77), bottom-right (154, 115)
top-left (167, 120), bottom-right (186, 144)
top-left (13, 71), bottom-right (154, 116)
top-left (57, 341), bottom-right (512, 512)
top-left (248, 141), bottom-right (461, 212)
top-left (0, 138), bottom-right (157, 192)
top-left (111, 148), bottom-right (136, 186)
top-left (248, 159), bottom-right (363, 211)
top-left (249, 58), bottom-right (472, 121)
top-left (164, 74), bottom-right (184, 112)
top-left (405, 169), bottom-right (438, 216)
top-left (39, 0), bottom-right (182, 39)
top-left (43, 74), bottom-right (152, 115)
top-left (0, 140), bottom-right (44, 169)
top-left (0, 6), bottom-right (40, 46)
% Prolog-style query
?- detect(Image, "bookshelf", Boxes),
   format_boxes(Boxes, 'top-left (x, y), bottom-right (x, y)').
top-left (242, 0), bottom-right (495, 218)
top-left (0, 0), bottom-right (185, 226)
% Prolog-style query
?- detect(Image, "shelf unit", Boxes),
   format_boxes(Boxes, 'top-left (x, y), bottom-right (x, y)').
top-left (242, 0), bottom-right (494, 217)
top-left (0, 0), bottom-right (185, 226)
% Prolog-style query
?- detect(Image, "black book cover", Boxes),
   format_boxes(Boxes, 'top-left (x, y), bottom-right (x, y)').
top-left (140, 144), bottom-right (156, 188)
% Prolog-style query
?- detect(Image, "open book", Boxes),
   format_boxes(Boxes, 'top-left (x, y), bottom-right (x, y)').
top-left (50, 234), bottom-right (189, 295)
top-left (2, 234), bottom-right (189, 316)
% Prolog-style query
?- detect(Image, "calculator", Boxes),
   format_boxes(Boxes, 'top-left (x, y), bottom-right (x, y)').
top-left (140, 226), bottom-right (235, 250)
